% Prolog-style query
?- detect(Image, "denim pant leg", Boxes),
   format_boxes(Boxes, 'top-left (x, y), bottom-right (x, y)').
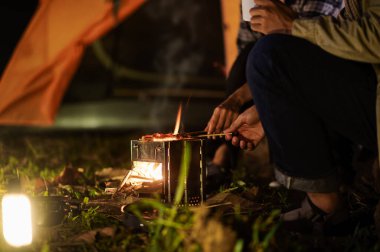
top-left (246, 34), bottom-right (377, 193)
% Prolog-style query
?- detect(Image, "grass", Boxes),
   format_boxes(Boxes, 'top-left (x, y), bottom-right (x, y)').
top-left (0, 130), bottom-right (378, 251)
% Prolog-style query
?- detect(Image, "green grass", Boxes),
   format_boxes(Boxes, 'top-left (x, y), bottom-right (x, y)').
top-left (0, 131), bottom-right (378, 251)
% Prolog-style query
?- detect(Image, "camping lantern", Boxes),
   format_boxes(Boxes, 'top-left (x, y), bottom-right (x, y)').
top-left (2, 193), bottom-right (33, 247)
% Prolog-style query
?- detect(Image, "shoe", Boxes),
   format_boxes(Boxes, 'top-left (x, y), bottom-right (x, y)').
top-left (280, 197), bottom-right (326, 234)
top-left (280, 197), bottom-right (352, 235)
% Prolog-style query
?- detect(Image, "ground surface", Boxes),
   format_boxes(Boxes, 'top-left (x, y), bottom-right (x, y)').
top-left (0, 130), bottom-right (379, 251)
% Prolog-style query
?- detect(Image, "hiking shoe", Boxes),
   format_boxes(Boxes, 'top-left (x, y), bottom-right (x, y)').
top-left (280, 197), bottom-right (351, 235)
top-left (280, 197), bottom-right (326, 234)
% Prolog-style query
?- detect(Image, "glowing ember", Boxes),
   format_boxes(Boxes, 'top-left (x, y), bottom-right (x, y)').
top-left (173, 103), bottom-right (182, 135)
top-left (131, 161), bottom-right (163, 181)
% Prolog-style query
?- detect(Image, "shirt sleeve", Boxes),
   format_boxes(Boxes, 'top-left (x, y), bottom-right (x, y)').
top-left (236, 0), bottom-right (343, 51)
top-left (291, 2), bottom-right (380, 63)
top-left (293, 0), bottom-right (343, 18)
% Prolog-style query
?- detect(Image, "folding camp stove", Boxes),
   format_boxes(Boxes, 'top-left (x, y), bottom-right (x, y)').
top-left (128, 139), bottom-right (206, 206)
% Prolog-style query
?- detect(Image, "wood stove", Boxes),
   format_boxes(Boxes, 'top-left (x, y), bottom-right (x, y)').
top-left (129, 139), bottom-right (206, 206)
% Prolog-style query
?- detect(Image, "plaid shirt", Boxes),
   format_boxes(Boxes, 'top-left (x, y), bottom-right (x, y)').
top-left (237, 0), bottom-right (344, 50)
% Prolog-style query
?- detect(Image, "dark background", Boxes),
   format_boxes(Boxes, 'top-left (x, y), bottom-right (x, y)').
top-left (0, 0), bottom-right (226, 131)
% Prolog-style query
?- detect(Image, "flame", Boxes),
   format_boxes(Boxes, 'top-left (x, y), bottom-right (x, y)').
top-left (132, 161), bottom-right (163, 181)
top-left (173, 103), bottom-right (182, 135)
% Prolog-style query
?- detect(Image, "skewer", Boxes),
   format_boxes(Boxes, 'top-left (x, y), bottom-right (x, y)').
top-left (195, 132), bottom-right (233, 138)
top-left (182, 130), bottom-right (206, 136)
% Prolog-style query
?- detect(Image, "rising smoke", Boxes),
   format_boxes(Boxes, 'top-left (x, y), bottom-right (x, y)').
top-left (143, 0), bottom-right (205, 131)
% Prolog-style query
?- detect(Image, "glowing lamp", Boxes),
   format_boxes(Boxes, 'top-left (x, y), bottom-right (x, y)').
top-left (2, 194), bottom-right (33, 247)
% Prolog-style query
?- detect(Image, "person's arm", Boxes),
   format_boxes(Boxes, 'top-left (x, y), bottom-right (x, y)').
top-left (291, 4), bottom-right (380, 63)
top-left (228, 83), bottom-right (252, 106)
top-left (205, 83), bottom-right (252, 134)
top-left (250, 0), bottom-right (380, 63)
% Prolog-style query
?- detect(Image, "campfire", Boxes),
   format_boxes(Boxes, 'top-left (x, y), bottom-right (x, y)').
top-left (130, 161), bottom-right (163, 182)
top-left (113, 104), bottom-right (206, 206)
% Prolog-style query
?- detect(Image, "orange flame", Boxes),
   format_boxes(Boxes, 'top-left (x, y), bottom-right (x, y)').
top-left (173, 103), bottom-right (182, 135)
top-left (132, 161), bottom-right (163, 181)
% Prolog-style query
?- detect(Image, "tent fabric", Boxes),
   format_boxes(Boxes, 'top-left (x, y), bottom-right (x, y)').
top-left (220, 0), bottom-right (240, 74)
top-left (0, 0), bottom-right (145, 126)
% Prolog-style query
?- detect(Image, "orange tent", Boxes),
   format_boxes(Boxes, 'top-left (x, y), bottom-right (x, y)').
top-left (0, 0), bottom-right (145, 125)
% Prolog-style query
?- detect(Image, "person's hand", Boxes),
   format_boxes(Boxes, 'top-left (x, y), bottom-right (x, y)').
top-left (205, 84), bottom-right (253, 135)
top-left (249, 0), bottom-right (297, 34)
top-left (224, 106), bottom-right (265, 150)
top-left (205, 98), bottom-right (240, 136)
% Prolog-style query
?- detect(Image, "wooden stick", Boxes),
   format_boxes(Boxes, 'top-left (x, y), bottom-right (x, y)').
top-left (113, 170), bottom-right (132, 197)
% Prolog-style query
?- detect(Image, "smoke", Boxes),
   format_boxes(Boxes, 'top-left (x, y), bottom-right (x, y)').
top-left (144, 0), bottom-right (203, 82)
top-left (143, 0), bottom-right (204, 131)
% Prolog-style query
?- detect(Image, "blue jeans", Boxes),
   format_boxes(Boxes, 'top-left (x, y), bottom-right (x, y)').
top-left (246, 34), bottom-right (377, 192)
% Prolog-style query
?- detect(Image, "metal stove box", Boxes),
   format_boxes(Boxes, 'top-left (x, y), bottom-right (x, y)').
top-left (131, 139), bottom-right (206, 206)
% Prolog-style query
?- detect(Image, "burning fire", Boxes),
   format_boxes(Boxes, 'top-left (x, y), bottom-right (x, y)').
top-left (114, 161), bottom-right (163, 194)
top-left (131, 161), bottom-right (163, 181)
top-left (173, 103), bottom-right (182, 135)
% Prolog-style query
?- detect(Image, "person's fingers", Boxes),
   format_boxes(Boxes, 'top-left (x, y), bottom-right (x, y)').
top-left (250, 23), bottom-right (263, 33)
top-left (204, 123), bottom-right (209, 132)
top-left (240, 140), bottom-right (247, 150)
top-left (204, 124), bottom-right (213, 139)
top-left (223, 110), bottom-right (234, 130)
top-left (225, 115), bottom-right (244, 134)
top-left (251, 15), bottom-right (265, 25)
top-left (254, 0), bottom-right (274, 7)
top-left (215, 108), bottom-right (227, 133)
top-left (225, 133), bottom-right (232, 141)
top-left (231, 136), bottom-right (239, 146)
top-left (207, 108), bottom-right (221, 134)
top-left (247, 142), bottom-right (254, 151)
top-left (207, 120), bottom-right (214, 135)
top-left (250, 7), bottom-right (267, 17)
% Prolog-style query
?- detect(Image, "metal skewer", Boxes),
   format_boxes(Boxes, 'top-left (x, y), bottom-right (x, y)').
top-left (195, 132), bottom-right (233, 138)
top-left (182, 130), bottom-right (206, 136)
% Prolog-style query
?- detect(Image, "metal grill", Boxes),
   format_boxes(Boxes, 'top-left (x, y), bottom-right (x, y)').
top-left (130, 139), bottom-right (206, 206)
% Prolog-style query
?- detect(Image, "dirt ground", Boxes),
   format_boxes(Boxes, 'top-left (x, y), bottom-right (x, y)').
top-left (0, 129), bottom-right (379, 251)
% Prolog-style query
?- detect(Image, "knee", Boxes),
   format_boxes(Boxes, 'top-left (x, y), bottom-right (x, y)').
top-left (246, 34), bottom-right (295, 88)
top-left (247, 34), bottom-right (293, 69)
top-left (251, 34), bottom-right (282, 55)
top-left (247, 35), bottom-right (280, 82)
